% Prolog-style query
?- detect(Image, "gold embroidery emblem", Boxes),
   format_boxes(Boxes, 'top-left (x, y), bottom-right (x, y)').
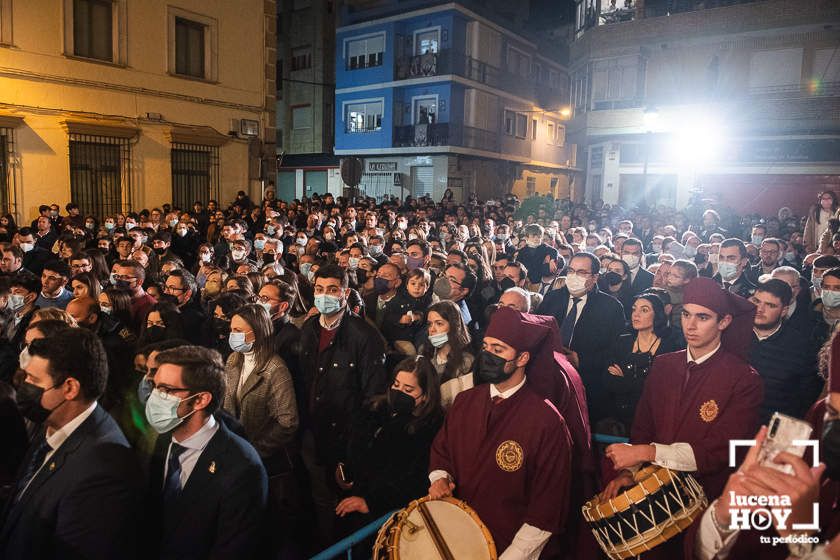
top-left (495, 440), bottom-right (524, 472)
top-left (699, 400), bottom-right (719, 423)
top-left (209, 461), bottom-right (216, 474)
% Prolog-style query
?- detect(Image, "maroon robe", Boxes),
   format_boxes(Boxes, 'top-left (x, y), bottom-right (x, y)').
top-left (631, 348), bottom-right (763, 501)
top-left (429, 383), bottom-right (572, 554)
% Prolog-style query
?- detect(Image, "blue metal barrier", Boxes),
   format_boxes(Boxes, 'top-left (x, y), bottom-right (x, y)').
top-left (310, 434), bottom-right (628, 559)
top-left (592, 433), bottom-right (630, 445)
top-left (309, 510), bottom-right (397, 560)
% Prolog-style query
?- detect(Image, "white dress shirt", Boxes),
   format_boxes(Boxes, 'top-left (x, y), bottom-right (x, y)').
top-left (430, 376), bottom-right (552, 560)
top-left (21, 401), bottom-right (98, 497)
top-left (164, 414), bottom-right (219, 490)
top-left (565, 293), bottom-right (588, 328)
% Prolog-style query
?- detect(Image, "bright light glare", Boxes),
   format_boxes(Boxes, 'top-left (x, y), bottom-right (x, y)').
top-left (667, 117), bottom-right (726, 166)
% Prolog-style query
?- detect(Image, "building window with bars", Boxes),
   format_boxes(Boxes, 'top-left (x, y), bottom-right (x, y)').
top-left (175, 17), bottom-right (205, 78)
top-left (291, 47), bottom-right (312, 71)
top-left (171, 143), bottom-right (219, 209)
top-left (73, 0), bottom-right (113, 61)
top-left (69, 134), bottom-right (131, 219)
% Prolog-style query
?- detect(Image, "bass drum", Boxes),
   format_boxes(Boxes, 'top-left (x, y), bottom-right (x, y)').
top-left (373, 496), bottom-right (497, 559)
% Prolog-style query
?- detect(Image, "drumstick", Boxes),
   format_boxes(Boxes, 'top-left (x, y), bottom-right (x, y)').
top-left (418, 502), bottom-right (455, 560)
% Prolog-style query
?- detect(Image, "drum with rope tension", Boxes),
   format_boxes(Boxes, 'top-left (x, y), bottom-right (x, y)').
top-left (372, 496), bottom-right (497, 559)
top-left (582, 465), bottom-right (708, 560)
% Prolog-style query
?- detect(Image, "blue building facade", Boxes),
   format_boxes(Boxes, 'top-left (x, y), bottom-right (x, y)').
top-left (334, 2), bottom-right (577, 201)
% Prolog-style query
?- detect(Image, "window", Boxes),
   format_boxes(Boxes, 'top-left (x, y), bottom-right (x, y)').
top-left (171, 144), bottom-right (219, 209)
top-left (546, 121), bottom-right (555, 144)
top-left (1, 0), bottom-right (14, 46)
top-left (277, 59), bottom-right (283, 98)
top-left (464, 89), bottom-right (499, 132)
top-left (504, 110), bottom-right (515, 135)
top-left (73, 0), bottom-right (113, 61)
top-left (749, 48), bottom-right (803, 92)
top-left (345, 100), bottom-right (383, 133)
top-left (526, 176), bottom-right (536, 196)
top-left (507, 47), bottom-right (530, 78)
top-left (167, 7), bottom-right (217, 81)
top-left (515, 113), bottom-right (528, 139)
top-left (291, 46), bottom-right (312, 71)
top-left (346, 33), bottom-right (384, 70)
top-left (414, 28), bottom-right (439, 55)
top-left (292, 105), bottom-right (313, 129)
top-left (69, 134), bottom-right (131, 218)
top-left (175, 17), bottom-right (205, 78)
top-left (532, 118), bottom-right (538, 140)
top-left (532, 62), bottom-right (543, 82)
top-left (591, 56), bottom-right (641, 110)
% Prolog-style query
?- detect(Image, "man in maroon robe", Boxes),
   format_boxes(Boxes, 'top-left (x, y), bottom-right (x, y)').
top-left (603, 276), bottom-right (763, 504)
top-left (428, 308), bottom-right (573, 558)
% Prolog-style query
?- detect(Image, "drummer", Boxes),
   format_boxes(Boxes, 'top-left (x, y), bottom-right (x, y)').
top-left (428, 307), bottom-right (573, 558)
top-left (602, 277), bottom-right (763, 502)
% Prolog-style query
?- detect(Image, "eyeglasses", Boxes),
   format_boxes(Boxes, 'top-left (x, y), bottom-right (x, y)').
top-left (567, 268), bottom-right (593, 278)
top-left (41, 275), bottom-right (64, 282)
top-left (112, 274), bottom-right (137, 281)
top-left (153, 383), bottom-right (191, 396)
top-left (164, 284), bottom-right (187, 293)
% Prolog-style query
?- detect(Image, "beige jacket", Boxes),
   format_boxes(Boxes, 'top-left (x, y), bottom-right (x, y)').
top-left (223, 353), bottom-right (299, 458)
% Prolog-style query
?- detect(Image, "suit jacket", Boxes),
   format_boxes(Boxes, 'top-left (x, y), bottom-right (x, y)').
top-left (148, 419), bottom-right (268, 560)
top-left (629, 267), bottom-right (654, 296)
top-left (537, 285), bottom-right (626, 421)
top-left (0, 405), bottom-right (143, 560)
top-left (223, 353), bottom-right (298, 474)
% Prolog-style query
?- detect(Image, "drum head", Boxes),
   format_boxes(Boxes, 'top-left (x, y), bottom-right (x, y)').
top-left (395, 499), bottom-right (494, 559)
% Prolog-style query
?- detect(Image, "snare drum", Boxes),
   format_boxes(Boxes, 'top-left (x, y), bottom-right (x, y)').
top-left (373, 496), bottom-right (497, 559)
top-left (582, 465), bottom-right (708, 560)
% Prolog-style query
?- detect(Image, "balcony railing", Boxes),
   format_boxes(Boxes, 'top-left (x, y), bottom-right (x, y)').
top-left (393, 122), bottom-right (500, 152)
top-left (395, 49), bottom-right (566, 103)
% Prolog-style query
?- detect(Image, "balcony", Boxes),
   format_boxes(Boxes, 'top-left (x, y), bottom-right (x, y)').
top-left (393, 122), bottom-right (500, 152)
top-left (395, 49), bottom-right (566, 104)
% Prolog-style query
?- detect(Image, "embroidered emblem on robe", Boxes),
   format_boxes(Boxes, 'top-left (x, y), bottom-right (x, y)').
top-left (496, 440), bottom-right (524, 472)
top-left (699, 400), bottom-right (719, 423)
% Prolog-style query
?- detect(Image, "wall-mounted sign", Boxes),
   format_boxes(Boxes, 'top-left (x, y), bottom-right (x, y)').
top-left (369, 161), bottom-right (398, 171)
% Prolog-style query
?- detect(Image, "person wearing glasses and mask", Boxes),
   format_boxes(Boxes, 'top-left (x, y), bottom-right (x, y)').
top-left (538, 252), bottom-right (626, 422)
top-left (163, 269), bottom-right (210, 346)
top-left (146, 345), bottom-right (268, 559)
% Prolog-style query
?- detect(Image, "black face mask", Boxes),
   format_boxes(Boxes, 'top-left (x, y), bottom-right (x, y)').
top-left (389, 389), bottom-right (416, 416)
top-left (604, 271), bottom-right (624, 286)
top-left (694, 253), bottom-right (708, 265)
top-left (474, 350), bottom-right (517, 385)
top-left (212, 318), bottom-right (230, 337)
top-left (153, 247), bottom-right (166, 256)
top-left (263, 253), bottom-right (275, 264)
top-left (823, 418), bottom-right (840, 480)
top-left (500, 277), bottom-right (516, 291)
top-left (144, 325), bottom-right (167, 343)
top-left (16, 381), bottom-right (64, 423)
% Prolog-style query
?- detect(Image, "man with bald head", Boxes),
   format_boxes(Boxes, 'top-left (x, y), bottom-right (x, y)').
top-left (67, 297), bottom-right (135, 411)
top-left (499, 287), bottom-right (531, 313)
top-left (769, 266), bottom-right (815, 335)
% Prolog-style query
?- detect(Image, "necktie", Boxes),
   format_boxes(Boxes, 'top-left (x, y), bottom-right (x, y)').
top-left (561, 297), bottom-right (581, 346)
top-left (492, 395), bottom-right (504, 405)
top-left (683, 361), bottom-right (697, 393)
top-left (162, 442), bottom-right (187, 504)
top-left (13, 437), bottom-right (51, 503)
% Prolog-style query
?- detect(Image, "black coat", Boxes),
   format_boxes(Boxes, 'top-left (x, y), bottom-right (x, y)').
top-left (538, 285), bottom-right (626, 421)
top-left (22, 247), bottom-right (52, 277)
top-left (629, 267), bottom-right (654, 296)
top-left (179, 298), bottom-right (210, 346)
top-left (299, 312), bottom-right (387, 465)
top-left (749, 323), bottom-right (823, 424)
top-left (0, 405), bottom-right (144, 560)
top-left (344, 402), bottom-right (443, 516)
top-left (148, 419), bottom-right (268, 560)
top-left (516, 243), bottom-right (559, 284)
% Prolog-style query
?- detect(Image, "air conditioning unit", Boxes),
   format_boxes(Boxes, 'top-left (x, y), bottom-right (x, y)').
top-left (229, 118), bottom-right (260, 138)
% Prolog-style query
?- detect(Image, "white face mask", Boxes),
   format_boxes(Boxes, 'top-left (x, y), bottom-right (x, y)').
top-left (621, 254), bottom-right (641, 270)
top-left (565, 274), bottom-right (588, 294)
top-left (19, 243), bottom-right (34, 253)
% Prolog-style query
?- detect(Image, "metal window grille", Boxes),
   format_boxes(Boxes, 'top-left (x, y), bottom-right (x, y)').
top-left (0, 127), bottom-right (14, 215)
top-left (171, 143), bottom-right (219, 209)
top-left (69, 134), bottom-right (132, 219)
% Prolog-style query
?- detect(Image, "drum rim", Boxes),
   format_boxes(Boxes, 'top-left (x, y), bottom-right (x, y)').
top-left (379, 496), bottom-right (498, 559)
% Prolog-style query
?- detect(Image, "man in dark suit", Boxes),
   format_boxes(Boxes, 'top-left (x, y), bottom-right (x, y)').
top-left (620, 238), bottom-right (654, 296)
top-left (1, 328), bottom-right (143, 560)
top-left (147, 345), bottom-right (268, 559)
top-left (163, 269), bottom-right (210, 346)
top-left (15, 228), bottom-right (52, 277)
top-left (538, 252), bottom-right (626, 422)
top-left (715, 238), bottom-right (757, 298)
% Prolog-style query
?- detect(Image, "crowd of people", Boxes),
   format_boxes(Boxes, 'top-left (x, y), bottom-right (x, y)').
top-left (0, 186), bottom-right (839, 559)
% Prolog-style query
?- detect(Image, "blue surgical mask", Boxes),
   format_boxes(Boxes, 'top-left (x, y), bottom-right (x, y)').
top-left (169, 219), bottom-right (179, 227)
top-left (137, 377), bottom-right (154, 405)
top-left (266, 225), bottom-right (276, 235)
top-left (254, 239), bottom-right (266, 250)
top-left (257, 301), bottom-right (273, 316)
top-left (751, 235), bottom-right (764, 246)
top-left (229, 331), bottom-right (254, 353)
top-left (429, 332), bottom-right (449, 348)
top-left (348, 257), bottom-right (360, 270)
top-left (299, 262), bottom-right (313, 278)
top-left (100, 305), bottom-right (112, 315)
top-left (823, 289), bottom-right (840, 309)
top-left (8, 293), bottom-right (25, 311)
top-left (105, 222), bottom-right (115, 231)
top-left (717, 261), bottom-right (739, 282)
top-left (314, 294), bottom-right (343, 315)
top-left (145, 389), bottom-right (199, 434)
top-left (369, 245), bottom-right (383, 257)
